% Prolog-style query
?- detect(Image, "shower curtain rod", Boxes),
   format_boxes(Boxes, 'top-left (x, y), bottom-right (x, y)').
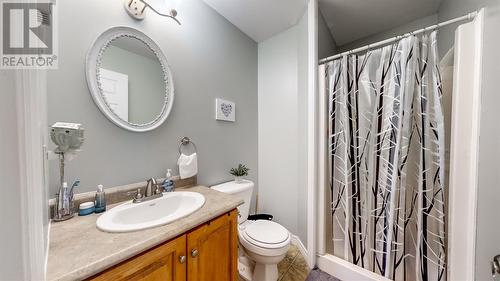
top-left (318, 11), bottom-right (477, 65)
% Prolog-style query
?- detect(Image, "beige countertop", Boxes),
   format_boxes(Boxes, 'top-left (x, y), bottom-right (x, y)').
top-left (46, 185), bottom-right (242, 281)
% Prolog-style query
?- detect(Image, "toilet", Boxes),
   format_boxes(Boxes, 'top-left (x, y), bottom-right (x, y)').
top-left (211, 180), bottom-right (291, 281)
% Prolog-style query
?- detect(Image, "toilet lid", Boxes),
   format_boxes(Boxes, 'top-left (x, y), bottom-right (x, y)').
top-left (243, 220), bottom-right (289, 245)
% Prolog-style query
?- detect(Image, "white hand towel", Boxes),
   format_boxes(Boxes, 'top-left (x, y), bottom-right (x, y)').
top-left (177, 153), bottom-right (198, 179)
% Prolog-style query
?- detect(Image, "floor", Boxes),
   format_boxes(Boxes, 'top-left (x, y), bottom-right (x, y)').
top-left (277, 245), bottom-right (310, 281)
top-left (305, 268), bottom-right (341, 281)
top-left (239, 245), bottom-right (338, 281)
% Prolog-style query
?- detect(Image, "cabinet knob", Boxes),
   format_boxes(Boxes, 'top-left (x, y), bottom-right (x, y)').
top-left (179, 255), bottom-right (186, 264)
top-left (191, 249), bottom-right (199, 258)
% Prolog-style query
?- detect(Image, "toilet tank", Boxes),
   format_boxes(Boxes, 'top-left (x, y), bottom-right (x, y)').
top-left (211, 180), bottom-right (254, 224)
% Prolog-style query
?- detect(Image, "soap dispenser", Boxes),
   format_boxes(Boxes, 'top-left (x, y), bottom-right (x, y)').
top-left (163, 169), bottom-right (175, 192)
top-left (94, 184), bottom-right (106, 213)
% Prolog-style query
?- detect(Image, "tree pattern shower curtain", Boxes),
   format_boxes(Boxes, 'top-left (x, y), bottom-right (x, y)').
top-left (325, 32), bottom-right (446, 281)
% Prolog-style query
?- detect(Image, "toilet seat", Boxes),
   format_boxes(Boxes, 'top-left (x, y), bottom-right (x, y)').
top-left (241, 220), bottom-right (290, 249)
top-left (239, 220), bottom-right (291, 257)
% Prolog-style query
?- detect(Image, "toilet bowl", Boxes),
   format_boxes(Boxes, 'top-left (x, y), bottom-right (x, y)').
top-left (239, 220), bottom-right (291, 281)
top-left (211, 180), bottom-right (291, 281)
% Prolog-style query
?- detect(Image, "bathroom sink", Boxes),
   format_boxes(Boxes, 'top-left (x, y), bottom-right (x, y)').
top-left (96, 191), bottom-right (205, 233)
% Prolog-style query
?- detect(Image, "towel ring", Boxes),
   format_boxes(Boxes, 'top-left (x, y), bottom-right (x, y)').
top-left (178, 137), bottom-right (197, 155)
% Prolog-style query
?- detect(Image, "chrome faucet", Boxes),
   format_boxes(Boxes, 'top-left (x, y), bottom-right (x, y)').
top-left (145, 178), bottom-right (157, 197)
top-left (133, 178), bottom-right (163, 203)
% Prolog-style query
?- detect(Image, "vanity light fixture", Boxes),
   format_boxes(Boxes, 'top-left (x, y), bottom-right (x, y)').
top-left (124, 0), bottom-right (181, 25)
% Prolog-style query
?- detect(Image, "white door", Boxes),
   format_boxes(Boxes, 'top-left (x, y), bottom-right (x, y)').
top-left (99, 68), bottom-right (129, 121)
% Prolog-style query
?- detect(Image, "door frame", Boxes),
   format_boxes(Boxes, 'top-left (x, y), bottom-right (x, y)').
top-left (15, 69), bottom-right (49, 280)
top-left (306, 0), bottom-right (319, 269)
top-left (446, 9), bottom-right (484, 281)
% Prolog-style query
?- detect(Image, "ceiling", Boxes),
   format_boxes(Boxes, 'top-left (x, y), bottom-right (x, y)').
top-left (202, 0), bottom-right (443, 45)
top-left (202, 0), bottom-right (308, 42)
top-left (319, 0), bottom-right (443, 46)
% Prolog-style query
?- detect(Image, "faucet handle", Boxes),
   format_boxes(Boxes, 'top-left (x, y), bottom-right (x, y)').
top-left (134, 188), bottom-right (143, 200)
top-left (154, 184), bottom-right (162, 195)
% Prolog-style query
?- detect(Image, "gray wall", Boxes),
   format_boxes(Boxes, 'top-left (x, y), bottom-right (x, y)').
top-left (257, 11), bottom-right (308, 244)
top-left (48, 0), bottom-right (258, 195)
top-left (101, 45), bottom-right (165, 124)
top-left (0, 71), bottom-right (24, 280)
top-left (438, 1), bottom-right (500, 280)
top-left (337, 13), bottom-right (438, 53)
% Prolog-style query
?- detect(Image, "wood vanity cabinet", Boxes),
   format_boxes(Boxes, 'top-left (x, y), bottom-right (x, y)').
top-left (88, 235), bottom-right (187, 281)
top-left (87, 210), bottom-right (238, 281)
top-left (186, 209), bottom-right (238, 281)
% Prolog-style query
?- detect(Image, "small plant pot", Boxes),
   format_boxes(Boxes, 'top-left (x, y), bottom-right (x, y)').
top-left (234, 176), bottom-right (244, 183)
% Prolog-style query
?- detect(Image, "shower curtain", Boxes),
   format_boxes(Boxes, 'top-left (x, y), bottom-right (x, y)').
top-left (326, 31), bottom-right (446, 281)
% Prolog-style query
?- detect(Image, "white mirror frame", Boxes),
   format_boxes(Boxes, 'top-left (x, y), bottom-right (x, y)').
top-left (85, 26), bottom-right (174, 132)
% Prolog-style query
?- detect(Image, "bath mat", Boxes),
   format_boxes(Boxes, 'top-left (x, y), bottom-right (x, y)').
top-left (305, 268), bottom-right (341, 281)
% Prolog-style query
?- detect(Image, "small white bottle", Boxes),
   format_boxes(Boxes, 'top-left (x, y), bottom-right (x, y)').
top-left (62, 182), bottom-right (70, 211)
top-left (94, 184), bottom-right (106, 213)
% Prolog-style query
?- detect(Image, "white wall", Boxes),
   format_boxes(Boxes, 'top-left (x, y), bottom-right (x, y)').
top-left (297, 12), bottom-right (309, 246)
top-left (47, 0), bottom-right (258, 196)
top-left (258, 12), bottom-right (309, 244)
top-left (438, 1), bottom-right (500, 280)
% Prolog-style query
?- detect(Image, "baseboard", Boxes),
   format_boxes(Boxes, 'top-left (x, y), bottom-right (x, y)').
top-left (291, 235), bottom-right (311, 269)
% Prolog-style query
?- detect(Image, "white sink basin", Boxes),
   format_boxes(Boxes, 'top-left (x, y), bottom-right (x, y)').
top-left (96, 191), bottom-right (205, 233)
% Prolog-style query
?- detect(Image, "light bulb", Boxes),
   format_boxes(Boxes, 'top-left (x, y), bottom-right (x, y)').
top-left (167, 0), bottom-right (180, 19)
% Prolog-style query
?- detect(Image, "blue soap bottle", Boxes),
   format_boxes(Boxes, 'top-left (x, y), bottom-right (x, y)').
top-left (163, 169), bottom-right (175, 192)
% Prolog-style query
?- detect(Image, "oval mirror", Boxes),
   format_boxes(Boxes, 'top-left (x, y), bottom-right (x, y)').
top-left (86, 27), bottom-right (174, 132)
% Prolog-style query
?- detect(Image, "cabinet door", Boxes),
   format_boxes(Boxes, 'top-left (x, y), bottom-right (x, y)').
top-left (88, 235), bottom-right (187, 281)
top-left (187, 210), bottom-right (238, 281)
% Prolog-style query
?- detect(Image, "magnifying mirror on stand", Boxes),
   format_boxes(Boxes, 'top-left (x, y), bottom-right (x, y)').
top-left (50, 122), bottom-right (85, 221)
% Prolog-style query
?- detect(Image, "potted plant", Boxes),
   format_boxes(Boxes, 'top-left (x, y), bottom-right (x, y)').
top-left (230, 164), bottom-right (250, 183)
